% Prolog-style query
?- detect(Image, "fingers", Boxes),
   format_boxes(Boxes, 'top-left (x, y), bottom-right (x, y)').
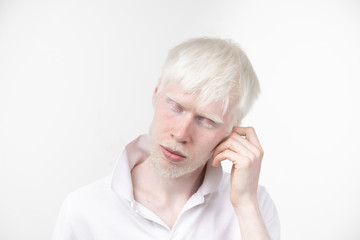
top-left (213, 132), bottom-right (259, 158)
top-left (212, 148), bottom-right (253, 169)
top-left (212, 135), bottom-right (250, 162)
top-left (212, 127), bottom-right (263, 167)
top-left (232, 127), bottom-right (261, 148)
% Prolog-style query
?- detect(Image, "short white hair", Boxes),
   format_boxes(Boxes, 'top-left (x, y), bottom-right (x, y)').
top-left (156, 37), bottom-right (260, 126)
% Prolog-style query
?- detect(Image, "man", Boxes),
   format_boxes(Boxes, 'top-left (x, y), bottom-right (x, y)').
top-left (53, 38), bottom-right (280, 239)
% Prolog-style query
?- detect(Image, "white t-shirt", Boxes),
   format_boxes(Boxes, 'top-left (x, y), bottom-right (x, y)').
top-left (52, 135), bottom-right (280, 240)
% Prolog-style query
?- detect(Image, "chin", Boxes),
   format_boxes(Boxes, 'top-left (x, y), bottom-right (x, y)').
top-left (151, 156), bottom-right (186, 178)
top-left (151, 155), bottom-right (207, 179)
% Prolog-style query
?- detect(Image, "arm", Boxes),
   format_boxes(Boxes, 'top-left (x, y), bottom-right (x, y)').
top-left (212, 127), bottom-right (271, 240)
top-left (52, 196), bottom-right (74, 240)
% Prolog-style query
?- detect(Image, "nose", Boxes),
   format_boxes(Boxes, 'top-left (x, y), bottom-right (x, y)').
top-left (171, 114), bottom-right (192, 144)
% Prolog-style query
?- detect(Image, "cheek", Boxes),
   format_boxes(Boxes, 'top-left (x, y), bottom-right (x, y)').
top-left (196, 132), bottom-right (225, 153)
top-left (154, 100), bottom-right (171, 119)
top-left (152, 106), bottom-right (174, 133)
top-left (209, 127), bottom-right (229, 146)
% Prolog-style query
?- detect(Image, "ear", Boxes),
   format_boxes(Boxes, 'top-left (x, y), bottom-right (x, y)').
top-left (153, 85), bottom-right (159, 98)
top-left (152, 85), bottom-right (159, 105)
top-left (153, 86), bottom-right (158, 96)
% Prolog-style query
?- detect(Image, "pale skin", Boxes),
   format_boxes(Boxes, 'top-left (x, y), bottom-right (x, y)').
top-left (212, 127), bottom-right (270, 239)
top-left (131, 83), bottom-right (270, 239)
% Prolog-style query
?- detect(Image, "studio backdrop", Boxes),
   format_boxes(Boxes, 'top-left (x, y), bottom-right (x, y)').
top-left (0, 0), bottom-right (359, 239)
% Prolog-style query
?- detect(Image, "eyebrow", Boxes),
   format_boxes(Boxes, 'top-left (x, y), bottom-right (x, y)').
top-left (165, 94), bottom-right (224, 124)
top-left (202, 113), bottom-right (224, 124)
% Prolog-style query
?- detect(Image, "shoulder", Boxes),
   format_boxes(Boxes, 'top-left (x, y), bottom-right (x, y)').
top-left (55, 176), bottom-right (120, 227)
top-left (52, 176), bottom-right (121, 239)
top-left (69, 176), bottom-right (110, 197)
top-left (63, 176), bottom-right (114, 212)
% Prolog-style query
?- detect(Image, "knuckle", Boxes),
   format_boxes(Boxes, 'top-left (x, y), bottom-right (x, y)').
top-left (229, 139), bottom-right (238, 149)
top-left (225, 138), bottom-right (237, 150)
top-left (254, 148), bottom-right (264, 158)
top-left (246, 126), bottom-right (255, 133)
top-left (225, 149), bottom-right (233, 155)
top-left (248, 126), bottom-right (254, 131)
top-left (259, 148), bottom-right (264, 157)
top-left (230, 132), bottom-right (238, 139)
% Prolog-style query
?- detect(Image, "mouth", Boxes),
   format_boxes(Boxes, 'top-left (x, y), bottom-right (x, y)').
top-left (160, 145), bottom-right (187, 162)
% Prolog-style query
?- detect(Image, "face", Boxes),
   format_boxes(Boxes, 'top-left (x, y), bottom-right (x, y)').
top-left (149, 82), bottom-right (233, 178)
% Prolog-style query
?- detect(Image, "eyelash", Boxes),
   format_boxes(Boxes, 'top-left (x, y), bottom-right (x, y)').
top-left (167, 100), bottom-right (216, 129)
top-left (168, 101), bottom-right (183, 113)
top-left (196, 117), bottom-right (215, 129)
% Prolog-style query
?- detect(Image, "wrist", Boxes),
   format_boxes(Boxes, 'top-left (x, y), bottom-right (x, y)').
top-left (233, 200), bottom-right (260, 218)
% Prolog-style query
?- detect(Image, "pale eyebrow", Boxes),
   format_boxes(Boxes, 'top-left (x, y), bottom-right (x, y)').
top-left (201, 113), bottom-right (224, 124)
top-left (165, 94), bottom-right (184, 107)
top-left (165, 94), bottom-right (224, 124)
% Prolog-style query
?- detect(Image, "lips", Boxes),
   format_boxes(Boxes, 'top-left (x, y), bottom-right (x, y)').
top-left (160, 145), bottom-right (187, 162)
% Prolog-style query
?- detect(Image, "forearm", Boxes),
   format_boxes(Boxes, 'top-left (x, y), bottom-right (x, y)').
top-left (234, 202), bottom-right (271, 240)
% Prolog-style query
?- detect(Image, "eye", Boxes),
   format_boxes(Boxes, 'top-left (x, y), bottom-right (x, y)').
top-left (168, 100), bottom-right (183, 113)
top-left (196, 116), bottom-right (216, 129)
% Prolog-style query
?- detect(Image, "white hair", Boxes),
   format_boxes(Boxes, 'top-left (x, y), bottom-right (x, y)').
top-left (156, 37), bottom-right (260, 126)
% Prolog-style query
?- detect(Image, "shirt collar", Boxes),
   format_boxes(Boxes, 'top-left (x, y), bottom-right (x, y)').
top-left (110, 134), bottom-right (223, 201)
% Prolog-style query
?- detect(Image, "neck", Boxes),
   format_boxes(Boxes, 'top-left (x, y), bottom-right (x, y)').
top-left (131, 157), bottom-right (207, 228)
top-left (132, 157), bottom-right (206, 202)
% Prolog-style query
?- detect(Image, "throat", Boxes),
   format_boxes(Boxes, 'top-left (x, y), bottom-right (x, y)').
top-left (131, 157), bottom-right (207, 228)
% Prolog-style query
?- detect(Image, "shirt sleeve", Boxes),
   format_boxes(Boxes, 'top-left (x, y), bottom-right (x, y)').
top-left (258, 186), bottom-right (281, 240)
top-left (52, 195), bottom-right (75, 240)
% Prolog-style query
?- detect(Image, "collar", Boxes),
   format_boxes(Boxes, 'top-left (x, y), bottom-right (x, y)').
top-left (110, 134), bottom-right (223, 201)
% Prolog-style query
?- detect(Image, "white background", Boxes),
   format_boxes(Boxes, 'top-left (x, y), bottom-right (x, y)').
top-left (1, 0), bottom-right (359, 239)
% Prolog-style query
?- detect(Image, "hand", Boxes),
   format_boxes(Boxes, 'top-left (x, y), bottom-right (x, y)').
top-left (212, 127), bottom-right (264, 208)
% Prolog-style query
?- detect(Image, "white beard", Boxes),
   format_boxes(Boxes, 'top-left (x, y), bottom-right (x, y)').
top-left (149, 125), bottom-right (210, 179)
